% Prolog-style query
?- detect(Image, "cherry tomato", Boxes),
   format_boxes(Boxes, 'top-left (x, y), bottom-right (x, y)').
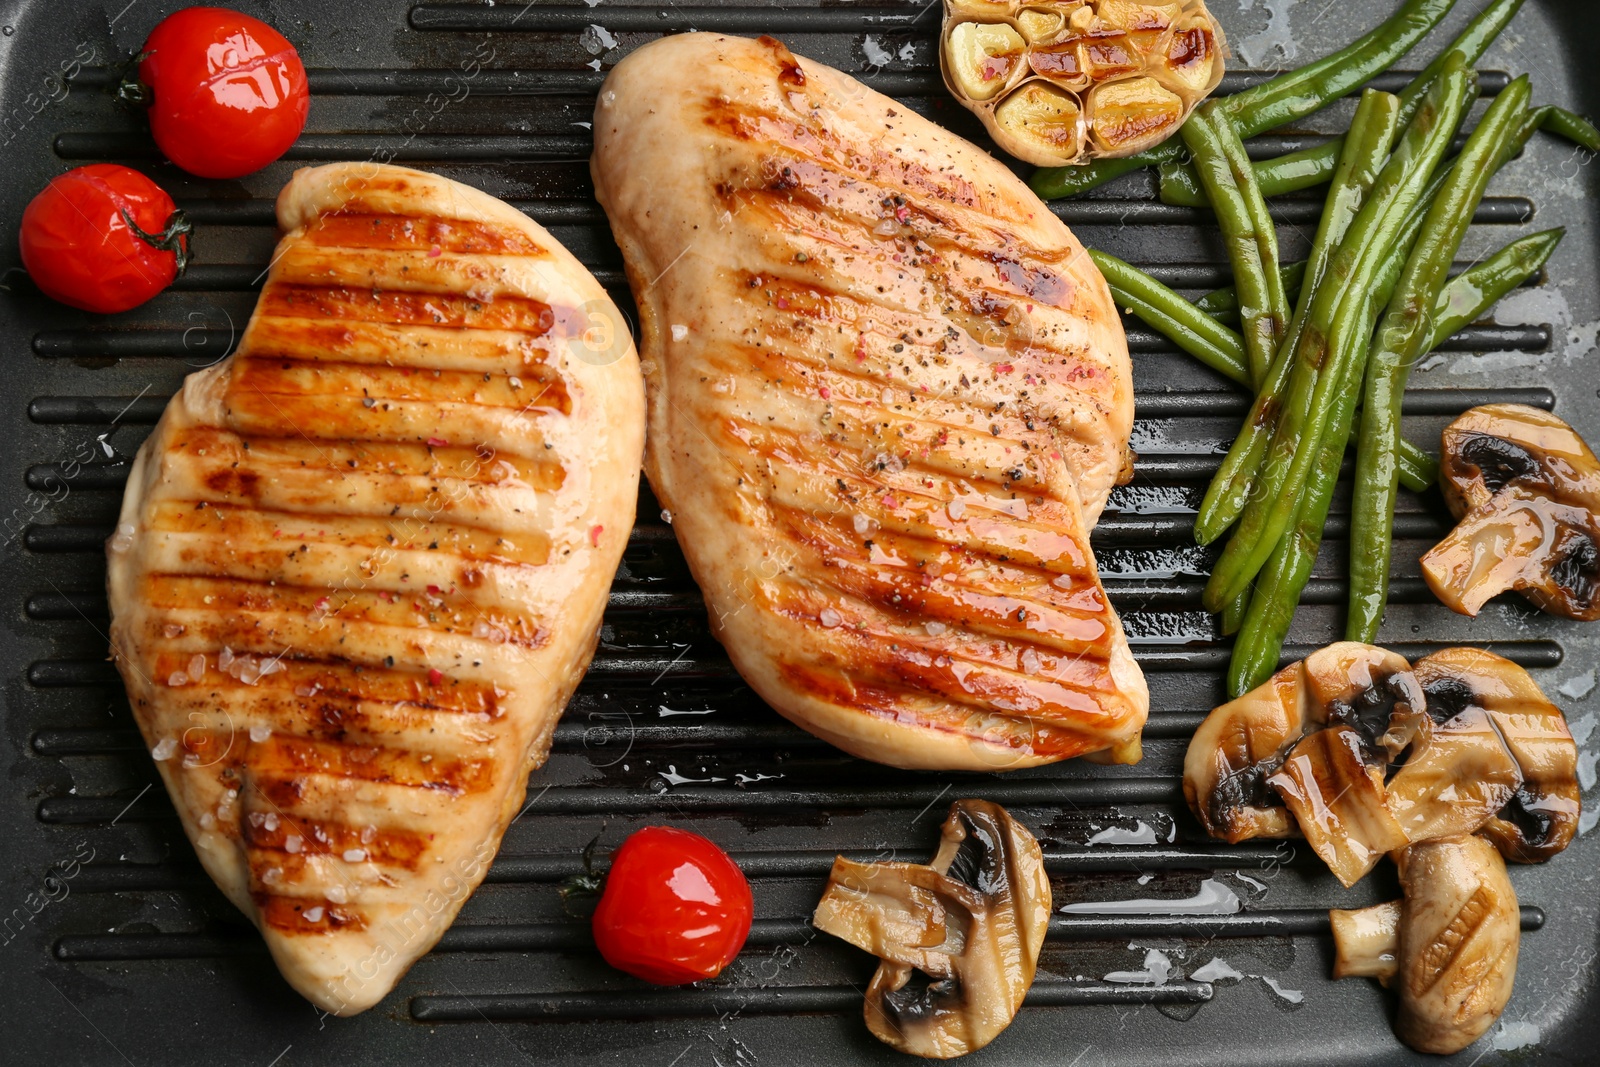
top-left (136, 7), bottom-right (309, 179)
top-left (19, 165), bottom-right (190, 315)
top-left (591, 826), bottom-right (753, 984)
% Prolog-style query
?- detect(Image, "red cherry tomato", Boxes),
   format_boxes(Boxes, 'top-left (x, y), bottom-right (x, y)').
top-left (137, 7), bottom-right (309, 179)
top-left (591, 827), bottom-right (753, 984)
top-left (19, 165), bottom-right (190, 314)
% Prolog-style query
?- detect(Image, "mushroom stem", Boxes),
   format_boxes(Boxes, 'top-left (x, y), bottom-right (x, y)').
top-left (1330, 900), bottom-right (1401, 982)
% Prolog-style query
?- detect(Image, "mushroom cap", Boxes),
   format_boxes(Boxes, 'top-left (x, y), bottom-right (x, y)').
top-left (1417, 647), bottom-right (1581, 863)
top-left (1183, 642), bottom-right (1424, 853)
top-left (811, 800), bottom-right (1050, 1059)
top-left (1423, 404), bottom-right (1600, 620)
top-left (1269, 724), bottom-right (1411, 888)
top-left (1392, 835), bottom-right (1520, 1055)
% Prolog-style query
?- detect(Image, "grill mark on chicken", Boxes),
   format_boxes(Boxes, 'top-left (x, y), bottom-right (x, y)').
top-left (303, 212), bottom-right (546, 257)
top-left (107, 165), bottom-right (642, 1013)
top-left (260, 283), bottom-right (557, 333)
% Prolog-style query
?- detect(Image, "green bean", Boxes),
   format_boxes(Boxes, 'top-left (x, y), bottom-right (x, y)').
top-left (1160, 0), bottom-right (1525, 207)
top-left (1093, 249), bottom-right (1437, 491)
top-left (1221, 586), bottom-right (1250, 638)
top-left (1195, 261), bottom-right (1307, 324)
top-left (1542, 106), bottom-right (1600, 151)
top-left (1030, 142), bottom-right (1186, 201)
top-left (1091, 249), bottom-right (1251, 383)
top-left (1031, 0), bottom-right (1457, 200)
top-left (1427, 228), bottom-right (1564, 351)
top-left (1194, 90), bottom-right (1402, 546)
top-left (1181, 106), bottom-right (1289, 388)
top-left (1227, 201), bottom-right (1427, 695)
top-left (1347, 78), bottom-right (1533, 642)
top-left (1202, 65), bottom-right (1472, 614)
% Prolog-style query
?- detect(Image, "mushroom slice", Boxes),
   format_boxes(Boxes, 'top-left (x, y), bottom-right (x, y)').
top-left (1269, 724), bottom-right (1411, 888)
top-left (1417, 647), bottom-right (1580, 862)
top-left (1333, 836), bottom-right (1519, 1055)
top-left (946, 21), bottom-right (1028, 103)
top-left (1183, 642), bottom-right (1425, 845)
top-left (812, 800), bottom-right (1049, 1059)
top-left (1421, 404), bottom-right (1600, 620)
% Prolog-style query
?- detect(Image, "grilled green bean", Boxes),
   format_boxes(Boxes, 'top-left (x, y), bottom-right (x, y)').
top-left (1181, 106), bottom-right (1289, 388)
top-left (1347, 79), bottom-right (1533, 641)
top-left (1030, 0), bottom-right (1457, 200)
top-left (1195, 90), bottom-right (1402, 546)
top-left (1227, 202), bottom-right (1427, 695)
top-left (1160, 0), bottom-right (1525, 207)
top-left (1195, 261), bottom-right (1307, 324)
top-left (1091, 250), bottom-right (1251, 383)
top-left (1542, 106), bottom-right (1600, 151)
top-left (1427, 228), bottom-right (1564, 351)
top-left (1203, 66), bottom-right (1473, 614)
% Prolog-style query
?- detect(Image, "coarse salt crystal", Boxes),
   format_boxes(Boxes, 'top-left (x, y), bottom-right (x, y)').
top-left (819, 608), bottom-right (843, 628)
top-left (249, 725), bottom-right (271, 743)
top-left (660, 509), bottom-right (673, 524)
top-left (303, 906), bottom-right (325, 922)
top-left (167, 671), bottom-right (190, 687)
top-left (182, 753), bottom-right (200, 768)
top-left (671, 324), bottom-right (689, 341)
top-left (260, 657), bottom-right (284, 676)
top-left (261, 867), bottom-right (282, 884)
top-left (925, 621), bottom-right (948, 637)
top-left (947, 497), bottom-right (967, 521)
top-left (218, 647), bottom-right (235, 669)
top-left (162, 623), bottom-right (184, 639)
top-left (109, 523), bottom-right (136, 552)
top-left (247, 812), bottom-right (267, 828)
top-left (285, 835), bottom-right (303, 854)
top-left (188, 653), bottom-right (206, 679)
top-left (343, 849), bottom-right (367, 863)
top-left (361, 825), bottom-right (377, 844)
top-left (326, 884), bottom-right (349, 904)
top-left (264, 813), bottom-right (279, 832)
top-left (509, 375), bottom-right (522, 388)
top-left (199, 813), bottom-right (216, 829)
top-left (853, 513), bottom-right (874, 536)
top-left (1021, 648), bottom-right (1042, 675)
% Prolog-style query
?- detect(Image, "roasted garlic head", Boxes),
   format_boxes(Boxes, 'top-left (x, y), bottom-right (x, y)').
top-left (940, 0), bottom-right (1226, 166)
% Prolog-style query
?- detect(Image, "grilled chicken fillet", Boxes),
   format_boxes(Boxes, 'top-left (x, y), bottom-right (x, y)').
top-left (106, 163), bottom-right (643, 1014)
top-left (593, 34), bottom-right (1146, 770)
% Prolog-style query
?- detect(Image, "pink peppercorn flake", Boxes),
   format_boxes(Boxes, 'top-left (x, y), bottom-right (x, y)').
top-left (426, 437), bottom-right (448, 447)
top-left (776, 297), bottom-right (790, 310)
top-left (590, 524), bottom-right (604, 547)
top-left (428, 244), bottom-right (442, 258)
top-left (818, 386), bottom-right (831, 399)
top-left (428, 668), bottom-right (444, 686)
top-left (995, 363), bottom-right (1015, 374)
top-left (426, 584), bottom-right (441, 595)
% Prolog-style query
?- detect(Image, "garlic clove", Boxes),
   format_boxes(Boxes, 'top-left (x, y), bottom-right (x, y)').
top-left (1087, 75), bottom-right (1184, 153)
top-left (995, 81), bottom-right (1085, 164)
top-left (946, 21), bottom-right (1027, 102)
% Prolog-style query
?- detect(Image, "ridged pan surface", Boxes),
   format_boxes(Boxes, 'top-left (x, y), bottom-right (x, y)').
top-left (0, 1), bottom-right (1595, 1064)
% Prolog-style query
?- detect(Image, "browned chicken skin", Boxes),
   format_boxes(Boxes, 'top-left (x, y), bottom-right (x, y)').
top-left (592, 33), bottom-right (1146, 771)
top-left (106, 164), bottom-right (643, 1014)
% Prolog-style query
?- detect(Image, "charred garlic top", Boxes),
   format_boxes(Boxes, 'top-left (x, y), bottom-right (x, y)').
top-left (940, 0), bottom-right (1226, 166)
top-left (1422, 404), bottom-right (1600, 621)
top-left (811, 799), bottom-right (1050, 1059)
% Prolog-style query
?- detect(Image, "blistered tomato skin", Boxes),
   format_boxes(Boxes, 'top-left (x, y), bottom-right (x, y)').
top-left (19, 165), bottom-right (187, 315)
top-left (591, 827), bottom-right (754, 985)
top-left (138, 7), bottom-right (310, 179)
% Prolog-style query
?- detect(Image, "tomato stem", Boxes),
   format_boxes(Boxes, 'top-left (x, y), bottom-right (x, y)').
top-left (558, 829), bottom-right (607, 917)
top-left (115, 52), bottom-right (153, 109)
top-left (119, 208), bottom-right (192, 275)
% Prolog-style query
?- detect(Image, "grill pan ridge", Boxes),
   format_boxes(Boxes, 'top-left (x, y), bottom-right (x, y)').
top-left (0, 1), bottom-right (1596, 1063)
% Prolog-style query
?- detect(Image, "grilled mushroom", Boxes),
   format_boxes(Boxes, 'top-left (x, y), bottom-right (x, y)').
top-left (812, 800), bottom-right (1049, 1059)
top-left (1402, 647), bottom-right (1580, 862)
top-left (1421, 404), bottom-right (1600, 621)
top-left (1330, 835), bottom-right (1520, 1055)
top-left (1184, 642), bottom-right (1425, 881)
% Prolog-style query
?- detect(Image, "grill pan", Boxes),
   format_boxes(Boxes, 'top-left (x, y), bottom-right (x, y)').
top-left (1, 1), bottom-right (1597, 1063)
